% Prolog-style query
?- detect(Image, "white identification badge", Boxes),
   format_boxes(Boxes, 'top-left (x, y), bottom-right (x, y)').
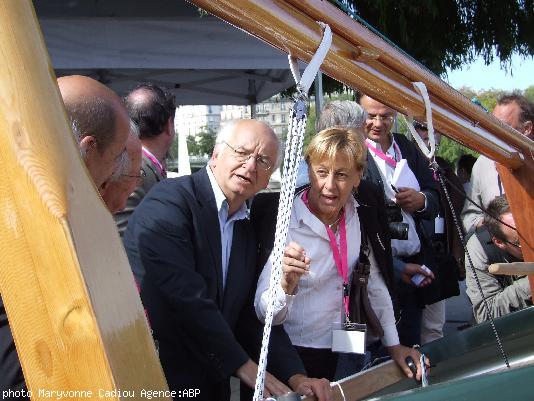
top-left (434, 216), bottom-right (445, 234)
top-left (331, 322), bottom-right (366, 354)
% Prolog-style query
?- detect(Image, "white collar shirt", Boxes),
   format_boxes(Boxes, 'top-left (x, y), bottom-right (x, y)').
top-left (367, 137), bottom-right (421, 257)
top-left (255, 194), bottom-right (400, 348)
top-left (207, 166), bottom-right (249, 289)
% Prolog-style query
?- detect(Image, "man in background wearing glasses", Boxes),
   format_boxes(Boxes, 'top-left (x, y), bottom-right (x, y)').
top-left (465, 195), bottom-right (531, 324)
top-left (123, 119), bottom-right (332, 401)
top-left (101, 120), bottom-right (143, 214)
top-left (359, 95), bottom-right (440, 348)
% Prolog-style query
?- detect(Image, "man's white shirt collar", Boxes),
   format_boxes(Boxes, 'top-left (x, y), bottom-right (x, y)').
top-left (207, 166), bottom-right (249, 221)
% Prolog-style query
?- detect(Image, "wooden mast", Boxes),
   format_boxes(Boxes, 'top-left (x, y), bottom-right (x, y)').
top-left (0, 1), bottom-right (169, 399)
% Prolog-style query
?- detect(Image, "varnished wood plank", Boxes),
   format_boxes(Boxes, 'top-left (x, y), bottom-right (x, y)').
top-left (186, 0), bottom-right (532, 168)
top-left (489, 263), bottom-right (534, 276)
top-left (301, 360), bottom-right (405, 401)
top-left (497, 161), bottom-right (534, 298)
top-left (283, 0), bottom-right (533, 159)
top-left (0, 1), bottom-right (169, 398)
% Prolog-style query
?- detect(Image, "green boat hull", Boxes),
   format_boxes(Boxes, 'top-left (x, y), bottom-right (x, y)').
top-left (366, 306), bottom-right (534, 400)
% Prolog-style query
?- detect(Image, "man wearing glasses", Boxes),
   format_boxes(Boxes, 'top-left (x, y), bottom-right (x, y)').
top-left (123, 119), bottom-right (332, 401)
top-left (465, 195), bottom-right (531, 324)
top-left (101, 121), bottom-right (143, 214)
top-left (359, 95), bottom-right (440, 347)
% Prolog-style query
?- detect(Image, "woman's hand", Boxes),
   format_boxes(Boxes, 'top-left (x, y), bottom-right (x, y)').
top-left (288, 374), bottom-right (332, 401)
top-left (281, 242), bottom-right (310, 295)
top-left (387, 344), bottom-right (431, 381)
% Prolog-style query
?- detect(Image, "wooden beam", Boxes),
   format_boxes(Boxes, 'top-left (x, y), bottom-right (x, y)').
top-left (0, 1), bottom-right (169, 398)
top-left (301, 360), bottom-right (405, 401)
top-left (186, 0), bottom-right (533, 168)
top-left (497, 161), bottom-right (534, 298)
top-left (489, 263), bottom-right (534, 276)
top-left (284, 0), bottom-right (533, 159)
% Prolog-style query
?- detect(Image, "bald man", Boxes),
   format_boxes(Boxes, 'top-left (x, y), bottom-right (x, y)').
top-left (1, 76), bottom-right (132, 397)
top-left (58, 75), bottom-right (130, 190)
top-left (101, 124), bottom-right (143, 214)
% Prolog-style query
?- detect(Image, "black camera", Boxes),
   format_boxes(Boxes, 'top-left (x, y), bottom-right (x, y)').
top-left (385, 201), bottom-right (409, 240)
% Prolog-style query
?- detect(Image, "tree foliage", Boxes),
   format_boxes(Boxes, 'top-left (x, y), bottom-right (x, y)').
top-left (331, 0), bottom-right (534, 76)
top-left (186, 128), bottom-right (216, 157)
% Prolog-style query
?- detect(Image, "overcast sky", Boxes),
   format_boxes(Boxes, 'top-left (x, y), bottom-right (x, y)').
top-left (443, 54), bottom-right (533, 92)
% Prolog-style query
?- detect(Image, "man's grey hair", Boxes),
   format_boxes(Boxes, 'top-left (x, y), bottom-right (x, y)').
top-left (316, 100), bottom-right (368, 132)
top-left (215, 119), bottom-right (284, 170)
top-left (110, 120), bottom-right (138, 181)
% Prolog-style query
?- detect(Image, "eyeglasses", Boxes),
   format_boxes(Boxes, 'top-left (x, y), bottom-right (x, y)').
top-left (367, 114), bottom-right (394, 123)
top-left (121, 169), bottom-right (146, 184)
top-left (223, 141), bottom-right (273, 171)
top-left (414, 121), bottom-right (428, 131)
top-left (502, 238), bottom-right (521, 248)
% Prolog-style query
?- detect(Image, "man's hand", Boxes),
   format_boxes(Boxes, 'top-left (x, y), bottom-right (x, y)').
top-left (236, 359), bottom-right (290, 398)
top-left (288, 374), bottom-right (332, 401)
top-left (281, 242), bottom-right (310, 295)
top-left (395, 188), bottom-right (425, 213)
top-left (387, 344), bottom-right (430, 381)
top-left (401, 263), bottom-right (434, 287)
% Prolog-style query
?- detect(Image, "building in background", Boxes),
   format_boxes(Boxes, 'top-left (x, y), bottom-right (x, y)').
top-left (174, 105), bottom-right (222, 137)
top-left (170, 96), bottom-right (294, 174)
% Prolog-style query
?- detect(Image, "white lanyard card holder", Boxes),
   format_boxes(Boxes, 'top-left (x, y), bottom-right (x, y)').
top-left (332, 322), bottom-right (366, 354)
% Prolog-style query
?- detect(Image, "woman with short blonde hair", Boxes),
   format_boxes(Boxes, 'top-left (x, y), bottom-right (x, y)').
top-left (254, 127), bottom-right (426, 381)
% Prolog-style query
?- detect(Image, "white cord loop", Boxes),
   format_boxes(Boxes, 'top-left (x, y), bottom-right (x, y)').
top-left (332, 381), bottom-right (347, 401)
top-left (289, 22), bottom-right (332, 96)
top-left (252, 21), bottom-right (331, 401)
top-left (403, 82), bottom-right (436, 160)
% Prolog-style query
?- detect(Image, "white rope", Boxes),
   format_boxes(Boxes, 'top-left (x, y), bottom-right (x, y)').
top-left (252, 22), bottom-right (331, 401)
top-left (403, 82), bottom-right (436, 160)
top-left (332, 382), bottom-right (347, 401)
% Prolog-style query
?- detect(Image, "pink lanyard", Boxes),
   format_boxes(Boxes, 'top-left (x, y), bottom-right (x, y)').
top-left (366, 139), bottom-right (401, 169)
top-left (142, 147), bottom-right (166, 178)
top-left (301, 190), bottom-right (350, 318)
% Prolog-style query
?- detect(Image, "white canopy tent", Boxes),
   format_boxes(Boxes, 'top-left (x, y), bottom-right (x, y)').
top-left (35, 0), bottom-right (300, 105)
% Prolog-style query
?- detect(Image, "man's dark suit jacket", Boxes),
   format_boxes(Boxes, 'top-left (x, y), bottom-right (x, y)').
top-left (0, 296), bottom-right (27, 397)
top-left (123, 168), bottom-right (304, 401)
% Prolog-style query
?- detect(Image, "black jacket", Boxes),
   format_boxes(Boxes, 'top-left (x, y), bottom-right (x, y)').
top-left (0, 296), bottom-right (27, 396)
